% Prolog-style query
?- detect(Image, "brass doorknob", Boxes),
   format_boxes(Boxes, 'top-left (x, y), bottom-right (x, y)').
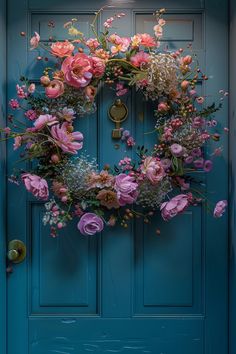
top-left (7, 240), bottom-right (26, 263)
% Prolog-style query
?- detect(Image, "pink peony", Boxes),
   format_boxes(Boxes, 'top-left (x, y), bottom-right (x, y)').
top-left (61, 53), bottom-right (94, 88)
top-left (213, 200), bottom-right (227, 218)
top-left (91, 57), bottom-right (105, 78)
top-left (30, 32), bottom-right (40, 49)
top-left (45, 80), bottom-right (64, 98)
top-left (130, 51), bottom-right (150, 67)
top-left (51, 41), bottom-right (75, 58)
top-left (114, 173), bottom-right (138, 206)
top-left (137, 33), bottom-right (156, 47)
top-left (34, 114), bottom-right (58, 130)
top-left (50, 122), bottom-right (83, 154)
top-left (77, 213), bottom-right (104, 235)
top-left (141, 157), bottom-right (165, 184)
top-left (21, 173), bottom-right (49, 200)
top-left (160, 194), bottom-right (190, 221)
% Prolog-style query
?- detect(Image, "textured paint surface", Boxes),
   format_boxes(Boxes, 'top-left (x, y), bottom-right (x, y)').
top-left (6, 1), bottom-right (228, 354)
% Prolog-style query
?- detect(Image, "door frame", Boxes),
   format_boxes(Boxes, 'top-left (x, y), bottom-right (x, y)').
top-left (0, 0), bottom-right (235, 353)
top-left (0, 0), bottom-right (7, 353)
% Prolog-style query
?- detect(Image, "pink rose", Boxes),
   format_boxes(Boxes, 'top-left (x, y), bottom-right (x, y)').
top-left (50, 122), bottom-right (83, 154)
top-left (91, 57), bottom-right (105, 78)
top-left (34, 114), bottom-right (58, 130)
top-left (141, 157), bottom-right (165, 184)
top-left (114, 173), bottom-right (138, 206)
top-left (61, 53), bottom-right (94, 88)
top-left (170, 143), bottom-right (184, 157)
top-left (21, 173), bottom-right (49, 200)
top-left (51, 41), bottom-right (75, 58)
top-left (214, 200), bottom-right (227, 218)
top-left (77, 213), bottom-right (104, 235)
top-left (130, 51), bottom-right (150, 67)
top-left (160, 194), bottom-right (190, 221)
top-left (45, 80), bottom-right (64, 98)
top-left (30, 32), bottom-right (40, 49)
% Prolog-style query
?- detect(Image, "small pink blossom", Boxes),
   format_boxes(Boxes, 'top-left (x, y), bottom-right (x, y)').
top-left (213, 200), bottom-right (227, 218)
top-left (86, 38), bottom-right (100, 50)
top-left (160, 194), bottom-right (190, 221)
top-left (16, 84), bottom-right (27, 99)
top-left (30, 32), bottom-right (40, 49)
top-left (50, 122), bottom-right (83, 154)
top-left (13, 136), bottom-right (22, 150)
top-left (196, 96), bottom-right (205, 104)
top-left (203, 160), bottom-right (213, 172)
top-left (28, 83), bottom-right (36, 93)
top-left (3, 127), bottom-right (11, 135)
top-left (126, 136), bottom-right (135, 147)
top-left (9, 99), bottom-right (20, 110)
top-left (158, 102), bottom-right (169, 112)
top-left (25, 109), bottom-right (37, 121)
top-left (91, 57), bottom-right (105, 78)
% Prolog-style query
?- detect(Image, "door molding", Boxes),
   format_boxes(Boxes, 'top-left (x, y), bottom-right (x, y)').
top-left (0, 0), bottom-right (7, 353)
top-left (229, 0), bottom-right (236, 353)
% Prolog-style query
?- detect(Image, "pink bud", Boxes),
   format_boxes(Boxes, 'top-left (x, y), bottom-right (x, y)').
top-left (181, 80), bottom-right (189, 90)
top-left (61, 196), bottom-right (68, 203)
top-left (182, 55), bottom-right (192, 65)
top-left (51, 154), bottom-right (60, 163)
top-left (40, 76), bottom-right (50, 86)
top-left (57, 222), bottom-right (63, 229)
top-left (158, 102), bottom-right (168, 112)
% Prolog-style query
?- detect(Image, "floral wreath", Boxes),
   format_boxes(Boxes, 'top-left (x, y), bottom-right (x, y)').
top-left (4, 7), bottom-right (228, 237)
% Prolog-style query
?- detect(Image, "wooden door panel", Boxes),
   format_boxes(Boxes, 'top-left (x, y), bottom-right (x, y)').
top-left (7, 0), bottom-right (228, 353)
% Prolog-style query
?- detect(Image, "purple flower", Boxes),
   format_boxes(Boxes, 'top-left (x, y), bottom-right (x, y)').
top-left (191, 148), bottom-right (202, 157)
top-left (194, 158), bottom-right (204, 169)
top-left (184, 156), bottom-right (193, 164)
top-left (192, 116), bottom-right (205, 128)
top-left (170, 143), bottom-right (183, 157)
top-left (160, 194), bottom-right (190, 221)
top-left (21, 173), bottom-right (49, 200)
top-left (203, 160), bottom-right (213, 172)
top-left (114, 173), bottom-right (138, 206)
top-left (77, 213), bottom-right (104, 235)
top-left (213, 200), bottom-right (227, 218)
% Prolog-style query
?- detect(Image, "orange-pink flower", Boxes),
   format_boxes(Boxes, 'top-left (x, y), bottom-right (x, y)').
top-left (51, 41), bottom-right (75, 58)
top-left (97, 189), bottom-right (120, 209)
top-left (136, 33), bottom-right (156, 47)
top-left (45, 80), bottom-right (64, 98)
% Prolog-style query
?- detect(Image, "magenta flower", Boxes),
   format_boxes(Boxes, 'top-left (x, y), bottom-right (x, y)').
top-left (203, 160), bottom-right (213, 172)
top-left (160, 194), bottom-right (190, 221)
top-left (170, 143), bottom-right (184, 157)
top-left (25, 109), bottom-right (37, 121)
top-left (213, 200), bottom-right (227, 218)
top-left (21, 173), bottom-right (49, 200)
top-left (50, 122), bottom-right (83, 154)
top-left (77, 213), bottom-right (104, 235)
top-left (194, 158), bottom-right (204, 169)
top-left (114, 173), bottom-right (138, 206)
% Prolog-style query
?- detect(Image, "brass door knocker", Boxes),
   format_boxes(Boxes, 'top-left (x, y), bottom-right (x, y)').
top-left (108, 99), bottom-right (128, 139)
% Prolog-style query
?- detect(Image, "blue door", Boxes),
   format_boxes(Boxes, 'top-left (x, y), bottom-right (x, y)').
top-left (7, 0), bottom-right (228, 353)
